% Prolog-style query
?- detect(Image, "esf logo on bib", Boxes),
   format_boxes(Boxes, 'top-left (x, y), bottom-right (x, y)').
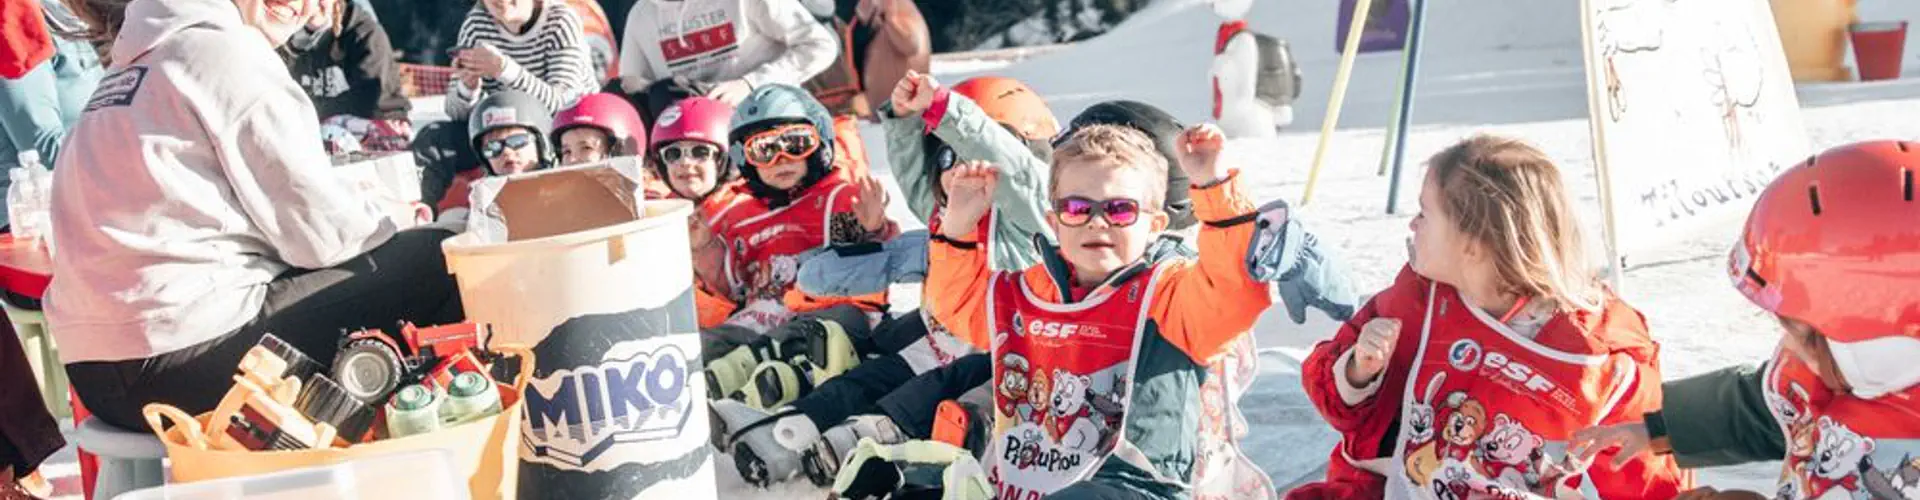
top-left (522, 340), bottom-right (695, 472)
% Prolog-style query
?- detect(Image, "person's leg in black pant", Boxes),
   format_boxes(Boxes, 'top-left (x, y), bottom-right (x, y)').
top-left (66, 228), bottom-right (466, 430)
top-left (786, 310), bottom-right (935, 430)
top-left (413, 119), bottom-right (478, 207)
top-left (0, 321), bottom-right (62, 485)
top-left (873, 353), bottom-right (990, 439)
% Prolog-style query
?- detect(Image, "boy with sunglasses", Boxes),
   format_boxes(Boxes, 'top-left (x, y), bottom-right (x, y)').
top-left (435, 91), bottom-right (555, 222)
top-left (926, 122), bottom-right (1270, 498)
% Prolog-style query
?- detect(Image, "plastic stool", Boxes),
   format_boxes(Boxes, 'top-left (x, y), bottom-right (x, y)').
top-left (74, 417), bottom-right (167, 500)
top-left (2, 295), bottom-right (68, 419)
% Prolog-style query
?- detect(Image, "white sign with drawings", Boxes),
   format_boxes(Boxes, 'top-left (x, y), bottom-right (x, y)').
top-left (1580, 0), bottom-right (1810, 263)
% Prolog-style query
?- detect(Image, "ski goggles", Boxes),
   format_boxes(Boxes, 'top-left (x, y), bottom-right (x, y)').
top-left (481, 132), bottom-right (536, 159)
top-left (740, 124), bottom-right (822, 167)
top-left (658, 141), bottom-right (723, 164)
top-left (1054, 196), bottom-right (1149, 227)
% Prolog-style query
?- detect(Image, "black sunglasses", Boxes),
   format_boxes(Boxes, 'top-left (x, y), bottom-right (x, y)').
top-left (482, 133), bottom-right (536, 159)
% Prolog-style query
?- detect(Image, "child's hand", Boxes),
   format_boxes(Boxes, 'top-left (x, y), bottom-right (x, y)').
top-left (1345, 318), bottom-right (1399, 386)
top-left (1177, 123), bottom-right (1231, 187)
top-left (937, 160), bottom-right (998, 240)
top-left (1568, 423), bottom-right (1651, 471)
top-left (891, 70), bottom-right (939, 117)
top-left (854, 175), bottom-right (891, 233)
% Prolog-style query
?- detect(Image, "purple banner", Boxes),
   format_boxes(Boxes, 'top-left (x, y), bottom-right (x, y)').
top-left (1336, 0), bottom-right (1411, 53)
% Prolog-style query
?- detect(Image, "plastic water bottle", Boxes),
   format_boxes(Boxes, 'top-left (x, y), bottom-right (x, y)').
top-left (8, 152), bottom-right (41, 241)
top-left (438, 371), bottom-right (502, 425)
top-left (385, 384), bottom-right (443, 438)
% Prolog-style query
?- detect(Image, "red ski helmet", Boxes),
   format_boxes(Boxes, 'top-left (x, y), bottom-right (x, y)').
top-left (1730, 140), bottom-right (1920, 344)
top-left (552, 93), bottom-right (646, 156)
top-left (951, 76), bottom-right (1059, 142)
top-left (650, 96), bottom-right (734, 150)
top-left (649, 97), bottom-right (736, 196)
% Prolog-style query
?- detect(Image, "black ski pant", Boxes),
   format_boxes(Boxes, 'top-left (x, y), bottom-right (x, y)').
top-left (65, 229), bottom-right (466, 431)
top-left (0, 321), bottom-right (62, 475)
top-left (789, 310), bottom-right (992, 439)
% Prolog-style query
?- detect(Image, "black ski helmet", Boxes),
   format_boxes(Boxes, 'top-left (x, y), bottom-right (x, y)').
top-left (1061, 100), bottom-right (1197, 230)
top-left (467, 90), bottom-right (555, 173)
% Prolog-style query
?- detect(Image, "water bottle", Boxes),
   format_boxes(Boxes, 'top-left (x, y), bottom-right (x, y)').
top-left (21, 152), bottom-right (51, 250)
top-left (7, 152), bottom-right (38, 241)
top-left (438, 371), bottom-right (502, 425)
top-left (385, 384), bottom-right (443, 438)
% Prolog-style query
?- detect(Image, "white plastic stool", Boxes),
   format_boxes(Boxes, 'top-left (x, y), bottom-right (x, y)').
top-left (1, 294), bottom-right (67, 419)
top-left (75, 417), bottom-right (167, 500)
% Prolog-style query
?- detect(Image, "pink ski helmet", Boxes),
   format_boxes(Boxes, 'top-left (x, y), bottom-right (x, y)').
top-left (649, 97), bottom-right (736, 181)
top-left (552, 93), bottom-right (646, 156)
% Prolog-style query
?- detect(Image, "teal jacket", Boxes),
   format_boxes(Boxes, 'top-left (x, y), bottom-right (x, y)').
top-left (1659, 363), bottom-right (1786, 467)
top-left (0, 1), bottom-right (101, 170)
top-left (881, 92), bottom-right (1052, 271)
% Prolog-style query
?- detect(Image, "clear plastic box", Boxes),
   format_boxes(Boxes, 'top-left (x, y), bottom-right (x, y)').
top-left (115, 449), bottom-right (466, 500)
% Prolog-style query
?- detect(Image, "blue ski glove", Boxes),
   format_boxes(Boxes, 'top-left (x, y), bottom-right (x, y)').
top-left (797, 230), bottom-right (931, 297)
top-left (1245, 200), bottom-right (1359, 324)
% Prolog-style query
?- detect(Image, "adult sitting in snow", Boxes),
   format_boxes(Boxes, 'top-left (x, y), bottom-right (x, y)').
top-left (612, 0), bottom-right (838, 124)
top-left (413, 0), bottom-right (596, 206)
top-left (281, 0), bottom-right (412, 154)
top-left (50, 0), bottom-right (462, 432)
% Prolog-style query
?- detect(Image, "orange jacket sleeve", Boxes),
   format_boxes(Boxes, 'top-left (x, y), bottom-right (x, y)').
top-left (696, 286), bottom-right (737, 330)
top-left (925, 212), bottom-right (997, 351)
top-left (1153, 172), bottom-right (1269, 364)
top-left (1586, 352), bottom-right (1692, 498)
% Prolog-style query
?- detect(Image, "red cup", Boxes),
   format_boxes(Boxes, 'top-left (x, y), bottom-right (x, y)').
top-left (1850, 21), bottom-right (1909, 81)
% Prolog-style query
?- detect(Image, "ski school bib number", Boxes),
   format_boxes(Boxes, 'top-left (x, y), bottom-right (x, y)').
top-left (1763, 347), bottom-right (1920, 500)
top-left (984, 265), bottom-right (1165, 499)
top-left (1388, 283), bottom-right (1637, 499)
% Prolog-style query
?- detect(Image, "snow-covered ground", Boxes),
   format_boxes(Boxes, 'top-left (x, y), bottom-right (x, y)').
top-left (37, 0), bottom-right (1920, 497)
top-left (739, 0), bottom-right (1920, 496)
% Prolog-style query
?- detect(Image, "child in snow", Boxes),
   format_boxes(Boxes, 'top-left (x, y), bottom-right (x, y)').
top-left (414, 0), bottom-right (594, 206)
top-left (283, 0), bottom-right (411, 154)
top-left (549, 91), bottom-right (674, 198)
top-left (704, 72), bottom-right (1064, 489)
top-left (435, 90), bottom-right (555, 222)
top-left (645, 96), bottom-right (749, 329)
top-left (1294, 135), bottom-right (1686, 499)
top-left (698, 84), bottom-right (897, 397)
top-left (927, 121), bottom-right (1269, 498)
top-left (550, 92), bottom-right (646, 166)
top-left (1569, 141), bottom-right (1920, 500)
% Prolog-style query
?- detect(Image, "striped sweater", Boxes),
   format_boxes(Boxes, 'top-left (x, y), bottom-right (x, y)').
top-left (445, 0), bottom-right (595, 118)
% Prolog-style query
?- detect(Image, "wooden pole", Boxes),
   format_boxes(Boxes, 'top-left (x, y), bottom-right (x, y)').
top-left (1300, 0), bottom-right (1377, 206)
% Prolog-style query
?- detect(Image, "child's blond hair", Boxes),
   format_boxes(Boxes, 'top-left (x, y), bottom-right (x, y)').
top-left (1049, 124), bottom-right (1169, 211)
top-left (1428, 135), bottom-right (1601, 311)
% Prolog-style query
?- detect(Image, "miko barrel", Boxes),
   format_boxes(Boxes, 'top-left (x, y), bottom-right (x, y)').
top-left (443, 198), bottom-right (716, 500)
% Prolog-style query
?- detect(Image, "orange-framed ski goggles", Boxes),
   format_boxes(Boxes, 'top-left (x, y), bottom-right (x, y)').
top-left (739, 123), bottom-right (823, 168)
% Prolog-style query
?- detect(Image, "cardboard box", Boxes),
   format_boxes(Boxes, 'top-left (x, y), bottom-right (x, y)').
top-left (332, 152), bottom-right (424, 229)
top-left (464, 156), bottom-right (649, 243)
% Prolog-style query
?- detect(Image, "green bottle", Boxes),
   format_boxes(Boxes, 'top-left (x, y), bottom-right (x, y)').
top-left (440, 372), bottom-right (503, 425)
top-left (385, 385), bottom-right (442, 438)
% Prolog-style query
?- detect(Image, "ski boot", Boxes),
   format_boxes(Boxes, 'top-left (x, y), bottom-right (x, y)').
top-left (736, 359), bottom-right (811, 410)
top-left (802, 311), bottom-right (864, 383)
top-left (723, 404), bottom-right (822, 487)
top-left (830, 439), bottom-right (993, 500)
top-left (704, 344), bottom-right (766, 401)
top-left (803, 414), bottom-right (908, 487)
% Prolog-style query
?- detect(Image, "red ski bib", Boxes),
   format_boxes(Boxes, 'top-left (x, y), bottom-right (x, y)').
top-left (710, 173), bottom-right (857, 331)
top-left (1763, 347), bottom-right (1920, 500)
top-left (1387, 284), bottom-right (1638, 499)
top-left (985, 265), bottom-right (1165, 499)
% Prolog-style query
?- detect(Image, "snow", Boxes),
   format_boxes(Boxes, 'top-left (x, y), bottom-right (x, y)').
top-left (42, 0), bottom-right (1920, 497)
top-left (726, 0), bottom-right (1920, 496)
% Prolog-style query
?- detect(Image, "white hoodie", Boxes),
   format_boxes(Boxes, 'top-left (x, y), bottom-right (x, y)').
top-left (47, 0), bottom-right (395, 363)
top-left (617, 0), bottom-right (837, 92)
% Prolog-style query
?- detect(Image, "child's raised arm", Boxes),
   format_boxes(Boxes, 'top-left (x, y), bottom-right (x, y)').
top-left (1154, 124), bottom-right (1271, 363)
top-left (925, 161), bottom-right (1000, 351)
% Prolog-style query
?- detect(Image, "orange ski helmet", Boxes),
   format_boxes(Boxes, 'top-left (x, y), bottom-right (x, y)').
top-left (1731, 140), bottom-right (1920, 343)
top-left (951, 76), bottom-right (1059, 142)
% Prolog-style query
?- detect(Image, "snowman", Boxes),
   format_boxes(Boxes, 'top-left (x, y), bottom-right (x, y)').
top-left (1210, 0), bottom-right (1302, 139)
